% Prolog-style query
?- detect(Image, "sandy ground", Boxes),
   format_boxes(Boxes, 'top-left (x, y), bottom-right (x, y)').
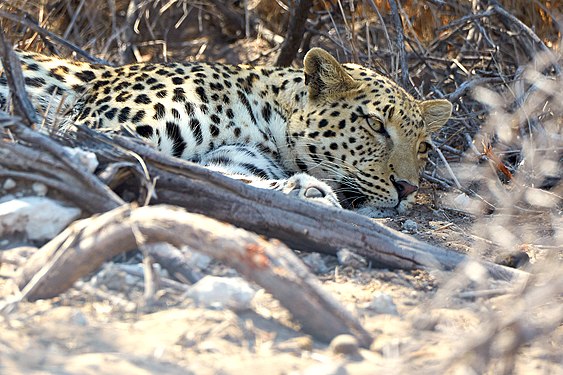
top-left (1, 185), bottom-right (561, 375)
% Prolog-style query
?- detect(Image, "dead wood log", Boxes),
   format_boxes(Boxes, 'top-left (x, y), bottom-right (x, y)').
top-left (1, 122), bottom-right (528, 282)
top-left (92, 130), bottom-right (527, 283)
top-left (0, 125), bottom-right (124, 212)
top-left (15, 204), bottom-right (373, 347)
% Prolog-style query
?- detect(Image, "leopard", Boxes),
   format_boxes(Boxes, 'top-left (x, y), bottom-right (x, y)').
top-left (0, 47), bottom-right (452, 217)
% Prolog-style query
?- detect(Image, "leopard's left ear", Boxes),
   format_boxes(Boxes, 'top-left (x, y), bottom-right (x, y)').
top-left (419, 99), bottom-right (452, 132)
top-left (304, 48), bottom-right (360, 100)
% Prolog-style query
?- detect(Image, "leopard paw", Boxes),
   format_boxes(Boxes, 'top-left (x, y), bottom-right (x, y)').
top-left (281, 173), bottom-right (341, 208)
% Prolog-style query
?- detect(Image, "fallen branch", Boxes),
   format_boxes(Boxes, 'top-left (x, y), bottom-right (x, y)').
top-left (0, 122), bottom-right (528, 282)
top-left (108, 133), bottom-right (527, 282)
top-left (0, 126), bottom-right (124, 212)
top-left (15, 204), bottom-right (373, 347)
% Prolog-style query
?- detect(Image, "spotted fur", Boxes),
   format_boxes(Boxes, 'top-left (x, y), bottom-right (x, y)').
top-left (0, 48), bottom-right (452, 216)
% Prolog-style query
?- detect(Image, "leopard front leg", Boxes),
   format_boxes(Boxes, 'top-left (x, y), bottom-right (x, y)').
top-left (198, 145), bottom-right (341, 208)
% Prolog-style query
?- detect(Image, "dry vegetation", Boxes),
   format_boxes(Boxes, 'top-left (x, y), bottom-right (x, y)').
top-left (0, 0), bottom-right (561, 374)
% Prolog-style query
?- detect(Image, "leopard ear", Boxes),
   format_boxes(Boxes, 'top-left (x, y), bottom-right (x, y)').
top-left (304, 48), bottom-right (359, 100)
top-left (420, 99), bottom-right (452, 132)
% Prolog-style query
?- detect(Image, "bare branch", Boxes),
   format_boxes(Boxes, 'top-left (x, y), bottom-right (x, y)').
top-left (387, 0), bottom-right (410, 89)
top-left (0, 28), bottom-right (37, 125)
top-left (275, 0), bottom-right (313, 66)
top-left (0, 9), bottom-right (108, 65)
top-left (15, 204), bottom-right (373, 347)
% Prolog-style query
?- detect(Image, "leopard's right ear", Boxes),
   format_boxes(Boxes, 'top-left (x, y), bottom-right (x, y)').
top-left (304, 48), bottom-right (359, 100)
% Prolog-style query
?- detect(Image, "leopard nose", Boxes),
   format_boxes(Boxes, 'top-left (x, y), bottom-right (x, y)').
top-left (393, 179), bottom-right (418, 200)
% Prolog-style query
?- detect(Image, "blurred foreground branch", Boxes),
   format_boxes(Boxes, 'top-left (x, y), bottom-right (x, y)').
top-left (14, 204), bottom-right (373, 347)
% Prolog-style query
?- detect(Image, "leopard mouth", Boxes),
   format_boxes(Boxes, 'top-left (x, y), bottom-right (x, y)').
top-left (337, 176), bottom-right (403, 210)
top-left (337, 177), bottom-right (369, 209)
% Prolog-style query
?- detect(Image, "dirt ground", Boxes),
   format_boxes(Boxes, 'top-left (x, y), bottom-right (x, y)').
top-left (1, 185), bottom-right (561, 375)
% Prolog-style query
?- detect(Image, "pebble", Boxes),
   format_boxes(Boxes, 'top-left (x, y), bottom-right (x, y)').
top-left (337, 249), bottom-right (367, 268)
top-left (3, 178), bottom-right (16, 190)
top-left (63, 146), bottom-right (99, 173)
top-left (365, 292), bottom-right (399, 315)
top-left (92, 263), bottom-right (140, 292)
top-left (277, 336), bottom-right (313, 353)
top-left (302, 253), bottom-right (329, 274)
top-left (401, 219), bottom-right (418, 232)
top-left (31, 182), bottom-right (48, 196)
top-left (183, 249), bottom-right (212, 270)
top-left (186, 276), bottom-right (255, 311)
top-left (302, 363), bottom-right (348, 375)
top-left (70, 310), bottom-right (89, 326)
top-left (0, 197), bottom-right (80, 241)
top-left (329, 334), bottom-right (360, 356)
top-left (453, 193), bottom-right (471, 209)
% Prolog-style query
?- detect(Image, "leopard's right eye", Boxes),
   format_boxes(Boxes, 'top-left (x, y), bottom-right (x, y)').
top-left (418, 141), bottom-right (431, 154)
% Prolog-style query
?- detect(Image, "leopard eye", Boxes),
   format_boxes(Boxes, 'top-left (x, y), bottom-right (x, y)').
top-left (418, 141), bottom-right (431, 154)
top-left (364, 116), bottom-right (388, 136)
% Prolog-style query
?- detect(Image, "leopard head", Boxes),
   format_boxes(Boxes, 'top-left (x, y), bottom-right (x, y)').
top-left (289, 48), bottom-right (452, 215)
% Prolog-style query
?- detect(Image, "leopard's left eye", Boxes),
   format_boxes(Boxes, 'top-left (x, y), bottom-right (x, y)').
top-left (418, 142), bottom-right (431, 153)
top-left (364, 116), bottom-right (388, 137)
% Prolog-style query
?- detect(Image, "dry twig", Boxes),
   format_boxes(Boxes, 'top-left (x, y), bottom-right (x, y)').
top-left (0, 9), bottom-right (108, 64)
top-left (387, 0), bottom-right (410, 89)
top-left (275, 0), bottom-right (313, 66)
top-left (0, 28), bottom-right (36, 125)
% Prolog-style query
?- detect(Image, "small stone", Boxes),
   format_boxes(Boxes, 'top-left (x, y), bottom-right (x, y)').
top-left (401, 219), bottom-right (417, 232)
top-left (303, 363), bottom-right (347, 375)
top-left (365, 292), bottom-right (399, 315)
top-left (277, 336), bottom-right (313, 353)
top-left (186, 276), bottom-right (255, 311)
top-left (302, 253), bottom-right (329, 274)
top-left (63, 146), bottom-right (99, 173)
top-left (0, 197), bottom-right (81, 241)
top-left (337, 249), bottom-right (367, 268)
top-left (31, 182), bottom-right (48, 196)
top-left (70, 311), bottom-right (88, 326)
top-left (184, 250), bottom-right (212, 270)
top-left (453, 193), bottom-right (471, 209)
top-left (3, 178), bottom-right (16, 190)
top-left (94, 263), bottom-right (137, 292)
top-left (494, 251), bottom-right (530, 268)
top-left (329, 334), bottom-right (359, 356)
